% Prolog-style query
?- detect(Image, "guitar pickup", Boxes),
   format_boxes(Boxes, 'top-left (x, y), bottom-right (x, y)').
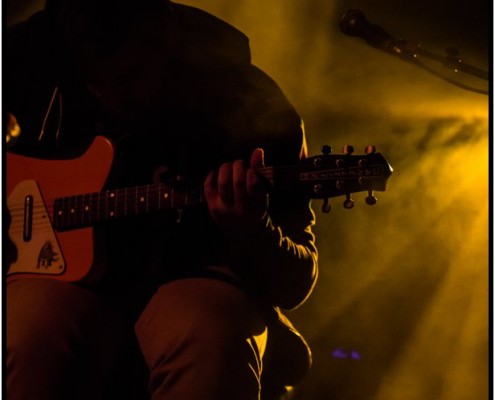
top-left (23, 195), bottom-right (33, 242)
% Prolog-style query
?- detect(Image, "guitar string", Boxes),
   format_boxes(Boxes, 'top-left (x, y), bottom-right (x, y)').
top-left (8, 162), bottom-right (351, 218)
top-left (7, 160), bottom-right (373, 212)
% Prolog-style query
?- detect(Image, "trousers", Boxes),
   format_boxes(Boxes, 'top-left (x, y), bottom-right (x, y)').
top-left (6, 276), bottom-right (268, 400)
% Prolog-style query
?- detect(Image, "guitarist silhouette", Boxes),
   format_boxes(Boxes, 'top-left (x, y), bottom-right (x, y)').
top-left (5, 1), bottom-right (388, 399)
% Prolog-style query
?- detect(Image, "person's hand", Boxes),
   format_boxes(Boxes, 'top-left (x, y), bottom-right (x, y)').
top-left (204, 148), bottom-right (268, 239)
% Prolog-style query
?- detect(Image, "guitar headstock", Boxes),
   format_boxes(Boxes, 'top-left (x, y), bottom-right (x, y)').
top-left (292, 144), bottom-right (393, 212)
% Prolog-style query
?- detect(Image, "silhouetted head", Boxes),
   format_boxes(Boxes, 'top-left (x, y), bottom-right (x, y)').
top-left (44, 0), bottom-right (169, 55)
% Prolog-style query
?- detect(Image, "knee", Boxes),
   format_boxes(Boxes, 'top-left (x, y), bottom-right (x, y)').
top-left (135, 278), bottom-right (267, 399)
top-left (136, 278), bottom-right (266, 365)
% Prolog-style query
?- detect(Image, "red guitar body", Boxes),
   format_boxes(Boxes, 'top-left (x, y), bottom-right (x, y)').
top-left (6, 136), bottom-right (114, 283)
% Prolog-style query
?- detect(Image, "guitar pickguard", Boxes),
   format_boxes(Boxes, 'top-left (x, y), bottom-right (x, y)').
top-left (6, 136), bottom-right (114, 283)
top-left (8, 180), bottom-right (66, 276)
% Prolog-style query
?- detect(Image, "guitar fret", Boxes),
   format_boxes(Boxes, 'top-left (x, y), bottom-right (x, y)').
top-left (134, 186), bottom-right (138, 215)
top-left (78, 195), bottom-right (84, 224)
top-left (68, 195), bottom-right (75, 228)
top-left (95, 192), bottom-right (101, 223)
top-left (60, 196), bottom-right (68, 230)
top-left (106, 190), bottom-right (111, 218)
top-left (136, 187), bottom-right (140, 214)
top-left (66, 196), bottom-right (74, 226)
top-left (72, 195), bottom-right (78, 226)
top-left (139, 186), bottom-right (144, 215)
top-left (54, 197), bottom-right (62, 230)
top-left (108, 190), bottom-right (116, 218)
top-left (75, 195), bottom-right (80, 225)
top-left (107, 191), bottom-right (112, 218)
top-left (74, 194), bottom-right (81, 227)
top-left (90, 192), bottom-right (98, 224)
top-left (99, 191), bottom-right (103, 220)
top-left (128, 186), bottom-right (135, 216)
top-left (64, 195), bottom-right (70, 228)
top-left (139, 187), bottom-right (145, 214)
top-left (61, 196), bottom-right (67, 229)
top-left (116, 188), bottom-right (121, 216)
top-left (115, 189), bottom-right (121, 217)
top-left (142, 185), bottom-right (146, 213)
top-left (145, 186), bottom-right (150, 213)
top-left (98, 191), bottom-right (104, 221)
top-left (81, 193), bottom-right (88, 225)
top-left (124, 187), bottom-right (128, 217)
top-left (102, 191), bottom-right (106, 219)
top-left (151, 185), bottom-right (160, 213)
top-left (112, 190), bottom-right (117, 217)
top-left (87, 193), bottom-right (93, 224)
top-left (101, 190), bottom-right (106, 220)
top-left (148, 185), bottom-right (155, 213)
top-left (160, 184), bottom-right (172, 210)
top-left (106, 190), bottom-right (112, 218)
top-left (147, 185), bottom-right (153, 212)
top-left (118, 188), bottom-right (127, 217)
top-left (128, 186), bottom-right (134, 216)
top-left (159, 184), bottom-right (163, 209)
top-left (64, 196), bottom-right (70, 229)
top-left (65, 196), bottom-right (74, 226)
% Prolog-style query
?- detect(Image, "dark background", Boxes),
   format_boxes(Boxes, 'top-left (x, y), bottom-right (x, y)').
top-left (6, 1), bottom-right (491, 399)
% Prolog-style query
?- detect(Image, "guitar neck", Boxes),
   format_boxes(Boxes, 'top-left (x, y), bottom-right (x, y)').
top-left (51, 146), bottom-right (393, 231)
top-left (52, 167), bottom-right (275, 231)
top-left (53, 182), bottom-right (199, 231)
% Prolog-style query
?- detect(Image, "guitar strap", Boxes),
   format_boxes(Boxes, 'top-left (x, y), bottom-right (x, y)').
top-left (37, 86), bottom-right (63, 145)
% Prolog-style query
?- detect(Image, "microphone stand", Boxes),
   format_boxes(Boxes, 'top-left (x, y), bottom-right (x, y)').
top-left (339, 9), bottom-right (489, 95)
top-left (392, 40), bottom-right (489, 94)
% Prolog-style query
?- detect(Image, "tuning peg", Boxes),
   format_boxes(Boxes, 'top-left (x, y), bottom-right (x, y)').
top-left (322, 198), bottom-right (331, 213)
top-left (365, 145), bottom-right (376, 154)
top-left (365, 190), bottom-right (377, 205)
top-left (342, 145), bottom-right (354, 155)
top-left (343, 194), bottom-right (354, 209)
top-left (321, 145), bottom-right (332, 155)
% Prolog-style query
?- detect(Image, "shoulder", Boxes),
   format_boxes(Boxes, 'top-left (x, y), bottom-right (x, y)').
top-left (170, 2), bottom-right (251, 68)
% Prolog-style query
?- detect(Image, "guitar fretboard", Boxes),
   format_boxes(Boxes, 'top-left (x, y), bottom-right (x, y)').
top-left (53, 183), bottom-right (203, 231)
top-left (52, 167), bottom-right (276, 231)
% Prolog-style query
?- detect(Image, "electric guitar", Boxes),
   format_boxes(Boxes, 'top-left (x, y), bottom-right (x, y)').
top-left (6, 137), bottom-right (392, 283)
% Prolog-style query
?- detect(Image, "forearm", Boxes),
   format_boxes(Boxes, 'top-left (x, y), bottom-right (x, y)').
top-left (253, 217), bottom-right (318, 310)
top-left (228, 198), bottom-right (318, 310)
